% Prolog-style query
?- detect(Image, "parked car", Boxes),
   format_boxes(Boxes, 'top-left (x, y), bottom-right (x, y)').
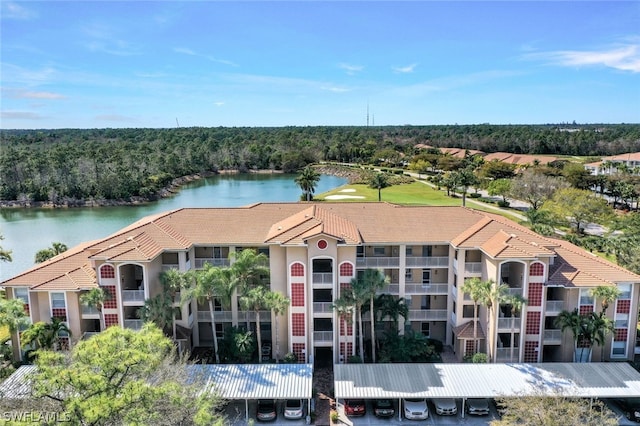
top-left (466, 398), bottom-right (490, 416)
top-left (256, 399), bottom-right (277, 422)
top-left (373, 399), bottom-right (395, 417)
top-left (344, 399), bottom-right (366, 416)
top-left (613, 398), bottom-right (640, 422)
top-left (283, 399), bottom-right (304, 420)
top-left (433, 398), bottom-right (457, 415)
top-left (403, 398), bottom-right (429, 420)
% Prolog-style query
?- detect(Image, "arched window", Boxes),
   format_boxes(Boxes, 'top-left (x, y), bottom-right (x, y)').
top-left (529, 262), bottom-right (544, 277)
top-left (100, 265), bottom-right (115, 279)
top-left (339, 262), bottom-right (353, 277)
top-left (290, 262), bottom-right (304, 277)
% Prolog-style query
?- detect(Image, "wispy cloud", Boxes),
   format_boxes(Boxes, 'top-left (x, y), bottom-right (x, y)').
top-left (338, 63), bottom-right (363, 75)
top-left (81, 23), bottom-right (141, 56)
top-left (1, 2), bottom-right (37, 20)
top-left (525, 43), bottom-right (640, 73)
top-left (392, 64), bottom-right (417, 74)
top-left (173, 47), bottom-right (237, 66)
top-left (214, 101), bottom-right (224, 107)
top-left (3, 89), bottom-right (66, 100)
top-left (1, 111), bottom-right (46, 120)
top-left (321, 86), bottom-right (351, 93)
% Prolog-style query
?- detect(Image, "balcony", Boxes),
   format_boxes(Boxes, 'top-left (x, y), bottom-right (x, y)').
top-left (495, 347), bottom-right (519, 362)
top-left (405, 283), bottom-right (448, 295)
top-left (312, 273), bottom-right (333, 285)
top-left (377, 284), bottom-right (399, 295)
top-left (124, 319), bottom-right (143, 330)
top-left (194, 258), bottom-right (230, 269)
top-left (161, 264), bottom-right (179, 272)
top-left (313, 302), bottom-right (334, 314)
top-left (506, 287), bottom-right (523, 297)
top-left (543, 329), bottom-right (562, 344)
top-left (313, 331), bottom-right (333, 342)
top-left (197, 310), bottom-right (233, 322)
top-left (356, 257), bottom-right (400, 268)
top-left (81, 305), bottom-right (100, 316)
top-left (405, 256), bottom-right (449, 268)
top-left (497, 317), bottom-right (521, 331)
top-left (238, 311), bottom-right (271, 322)
top-left (545, 300), bottom-right (564, 315)
top-left (408, 309), bottom-right (448, 321)
top-left (122, 290), bottom-right (145, 303)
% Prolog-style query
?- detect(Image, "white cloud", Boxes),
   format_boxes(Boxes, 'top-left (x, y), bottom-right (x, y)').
top-left (214, 101), bottom-right (224, 107)
top-left (174, 47), bottom-right (237, 66)
top-left (3, 89), bottom-right (66, 100)
top-left (1, 111), bottom-right (46, 120)
top-left (392, 64), bottom-right (417, 73)
top-left (1, 2), bottom-right (36, 20)
top-left (525, 44), bottom-right (640, 73)
top-left (338, 63), bottom-right (363, 75)
top-left (321, 86), bottom-right (351, 93)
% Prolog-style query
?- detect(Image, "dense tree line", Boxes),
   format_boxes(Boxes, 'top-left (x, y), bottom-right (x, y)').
top-left (1, 124), bottom-right (639, 204)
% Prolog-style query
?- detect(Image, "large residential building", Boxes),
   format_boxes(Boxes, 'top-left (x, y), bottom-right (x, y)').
top-left (3, 203), bottom-right (639, 364)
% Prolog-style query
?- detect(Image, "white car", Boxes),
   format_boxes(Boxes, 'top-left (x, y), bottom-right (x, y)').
top-left (403, 398), bottom-right (429, 420)
top-left (433, 398), bottom-right (457, 415)
top-left (466, 398), bottom-right (490, 416)
top-left (283, 399), bottom-right (304, 420)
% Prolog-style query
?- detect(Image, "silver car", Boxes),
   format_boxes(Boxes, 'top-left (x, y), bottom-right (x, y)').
top-left (403, 398), bottom-right (429, 420)
top-left (433, 398), bottom-right (457, 415)
top-left (466, 398), bottom-right (490, 416)
top-left (283, 399), bottom-right (304, 420)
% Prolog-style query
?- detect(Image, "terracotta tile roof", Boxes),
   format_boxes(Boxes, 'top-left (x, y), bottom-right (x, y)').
top-left (31, 265), bottom-right (96, 291)
top-left (605, 152), bottom-right (640, 162)
top-left (453, 321), bottom-right (485, 339)
top-left (480, 230), bottom-right (555, 259)
top-left (483, 152), bottom-right (557, 165)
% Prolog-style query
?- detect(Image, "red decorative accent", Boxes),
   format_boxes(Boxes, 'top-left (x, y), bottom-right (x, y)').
top-left (524, 341), bottom-right (538, 362)
top-left (292, 343), bottom-right (306, 364)
top-left (102, 286), bottom-right (117, 309)
top-left (339, 262), bottom-right (353, 277)
top-left (529, 262), bottom-right (544, 276)
top-left (528, 283), bottom-right (543, 306)
top-left (526, 311), bottom-right (541, 335)
top-left (290, 262), bottom-right (304, 277)
top-left (291, 283), bottom-right (305, 307)
top-left (292, 313), bottom-right (305, 336)
top-left (579, 305), bottom-right (594, 316)
top-left (617, 300), bottom-right (631, 314)
top-left (340, 315), bottom-right (352, 336)
top-left (615, 328), bottom-right (628, 342)
top-left (51, 308), bottom-right (67, 321)
top-left (100, 265), bottom-right (115, 279)
top-left (317, 239), bottom-right (328, 250)
top-left (104, 314), bottom-right (119, 328)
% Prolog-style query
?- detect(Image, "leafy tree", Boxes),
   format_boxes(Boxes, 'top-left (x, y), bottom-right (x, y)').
top-left (21, 318), bottom-right (71, 352)
top-left (478, 160), bottom-right (516, 180)
top-left (562, 162), bottom-right (594, 189)
top-left (218, 326), bottom-right (255, 363)
top-left (34, 242), bottom-right (68, 263)
top-left (487, 178), bottom-right (512, 203)
top-left (0, 233), bottom-right (11, 262)
top-left (492, 392), bottom-right (618, 426)
top-left (555, 309), bottom-right (614, 362)
top-left (378, 329), bottom-right (437, 363)
top-left (543, 188), bottom-right (613, 234)
top-left (509, 169), bottom-right (569, 210)
top-left (294, 166), bottom-right (321, 201)
top-left (16, 324), bottom-right (224, 426)
top-left (79, 287), bottom-right (111, 331)
top-left (369, 172), bottom-right (390, 202)
top-left (448, 167), bottom-right (479, 206)
top-left (0, 297), bottom-right (28, 335)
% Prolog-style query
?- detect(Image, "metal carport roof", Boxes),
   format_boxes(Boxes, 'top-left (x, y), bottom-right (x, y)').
top-left (334, 362), bottom-right (640, 399)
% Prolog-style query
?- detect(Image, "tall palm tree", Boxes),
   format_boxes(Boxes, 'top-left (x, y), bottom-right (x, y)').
top-left (504, 293), bottom-right (527, 362)
top-left (369, 172), bottom-right (390, 202)
top-left (239, 285), bottom-right (269, 363)
top-left (80, 287), bottom-right (111, 331)
top-left (265, 291), bottom-right (289, 362)
top-left (556, 309), bottom-right (614, 362)
top-left (460, 278), bottom-right (492, 354)
top-left (333, 274), bottom-right (375, 361)
top-left (230, 249), bottom-right (270, 329)
top-left (159, 268), bottom-right (188, 339)
top-left (374, 294), bottom-right (408, 333)
top-left (358, 269), bottom-right (388, 363)
top-left (590, 285), bottom-right (622, 315)
top-left (138, 294), bottom-right (174, 333)
top-left (294, 166), bottom-right (321, 201)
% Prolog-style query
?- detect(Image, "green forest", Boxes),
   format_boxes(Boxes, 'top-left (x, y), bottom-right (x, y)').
top-left (1, 124), bottom-right (639, 204)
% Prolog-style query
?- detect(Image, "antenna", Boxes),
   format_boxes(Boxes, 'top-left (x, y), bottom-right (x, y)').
top-left (176, 118), bottom-right (180, 128)
top-left (366, 101), bottom-right (369, 127)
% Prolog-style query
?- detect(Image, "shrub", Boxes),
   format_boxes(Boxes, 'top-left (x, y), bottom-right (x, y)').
top-left (425, 338), bottom-right (444, 353)
top-left (283, 352), bottom-right (298, 363)
top-left (347, 355), bottom-right (362, 364)
top-left (497, 200), bottom-right (511, 208)
top-left (469, 193), bottom-right (482, 198)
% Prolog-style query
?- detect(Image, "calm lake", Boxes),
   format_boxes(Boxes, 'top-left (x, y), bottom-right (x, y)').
top-left (0, 173), bottom-right (347, 282)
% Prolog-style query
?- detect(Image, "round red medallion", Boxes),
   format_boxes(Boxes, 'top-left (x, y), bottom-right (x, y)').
top-left (317, 239), bottom-right (328, 250)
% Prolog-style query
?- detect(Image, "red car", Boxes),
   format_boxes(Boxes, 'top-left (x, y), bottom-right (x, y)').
top-left (344, 399), bottom-right (366, 416)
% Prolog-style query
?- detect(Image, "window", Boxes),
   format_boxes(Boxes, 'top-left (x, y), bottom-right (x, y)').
top-left (463, 305), bottom-right (475, 318)
top-left (579, 289), bottom-right (594, 306)
top-left (612, 341), bottom-right (626, 356)
top-left (422, 270), bottom-right (431, 285)
top-left (618, 284), bottom-right (632, 300)
top-left (51, 293), bottom-right (65, 309)
top-left (422, 246), bottom-right (432, 257)
top-left (421, 323), bottom-right (430, 337)
top-left (406, 246), bottom-right (413, 256)
top-left (14, 288), bottom-right (28, 303)
top-left (100, 265), bottom-right (115, 279)
top-left (356, 246), bottom-right (364, 258)
top-left (373, 247), bottom-right (385, 256)
top-left (421, 296), bottom-right (431, 310)
top-left (405, 269), bottom-right (413, 281)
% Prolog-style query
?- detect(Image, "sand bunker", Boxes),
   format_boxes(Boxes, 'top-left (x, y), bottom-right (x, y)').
top-left (325, 195), bottom-right (365, 200)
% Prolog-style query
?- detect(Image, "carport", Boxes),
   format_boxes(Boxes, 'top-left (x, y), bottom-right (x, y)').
top-left (196, 363), bottom-right (314, 422)
top-left (334, 362), bottom-right (640, 420)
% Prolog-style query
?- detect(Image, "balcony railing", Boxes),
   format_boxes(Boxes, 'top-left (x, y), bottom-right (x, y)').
top-left (465, 262), bottom-right (482, 274)
top-left (197, 310), bottom-right (233, 322)
top-left (161, 264), bottom-right (179, 272)
top-left (408, 309), bottom-right (448, 321)
top-left (312, 273), bottom-right (333, 284)
top-left (377, 284), bottom-right (399, 294)
top-left (238, 311), bottom-right (271, 322)
top-left (405, 256), bottom-right (449, 268)
top-left (543, 329), bottom-right (562, 344)
top-left (313, 302), bottom-right (334, 314)
top-left (124, 319), bottom-right (143, 330)
top-left (506, 288), bottom-right (523, 296)
top-left (495, 347), bottom-right (518, 362)
top-left (122, 290), bottom-right (145, 303)
top-left (81, 305), bottom-right (100, 316)
top-left (356, 257), bottom-right (400, 268)
top-left (545, 300), bottom-right (564, 314)
top-left (194, 258), bottom-right (230, 269)
top-left (497, 317), bottom-right (521, 330)
top-left (405, 283), bottom-right (448, 295)
top-left (313, 331), bottom-right (333, 342)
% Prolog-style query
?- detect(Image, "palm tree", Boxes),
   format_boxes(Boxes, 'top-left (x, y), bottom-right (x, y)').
top-left (21, 318), bottom-right (71, 351)
top-left (159, 268), bottom-right (188, 339)
top-left (138, 294), bottom-right (174, 333)
top-left (504, 293), bottom-right (527, 362)
top-left (358, 269), bottom-right (388, 363)
top-left (460, 278), bottom-right (492, 354)
top-left (374, 294), bottom-right (408, 333)
top-left (369, 172), bottom-right (390, 202)
top-left (230, 249), bottom-right (270, 329)
top-left (0, 233), bottom-right (11, 262)
top-left (34, 242), bottom-right (68, 263)
top-left (556, 309), bottom-right (614, 362)
top-left (590, 285), bottom-right (622, 315)
top-left (80, 287), bottom-right (111, 331)
top-left (294, 166), bottom-right (321, 201)
top-left (239, 285), bottom-right (269, 363)
top-left (265, 291), bottom-right (289, 362)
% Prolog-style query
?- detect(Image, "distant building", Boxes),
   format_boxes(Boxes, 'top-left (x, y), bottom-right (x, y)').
top-left (585, 152), bottom-right (640, 175)
top-left (3, 203), bottom-right (639, 364)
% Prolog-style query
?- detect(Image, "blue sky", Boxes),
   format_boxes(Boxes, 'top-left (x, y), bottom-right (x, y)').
top-left (1, 1), bottom-right (639, 128)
